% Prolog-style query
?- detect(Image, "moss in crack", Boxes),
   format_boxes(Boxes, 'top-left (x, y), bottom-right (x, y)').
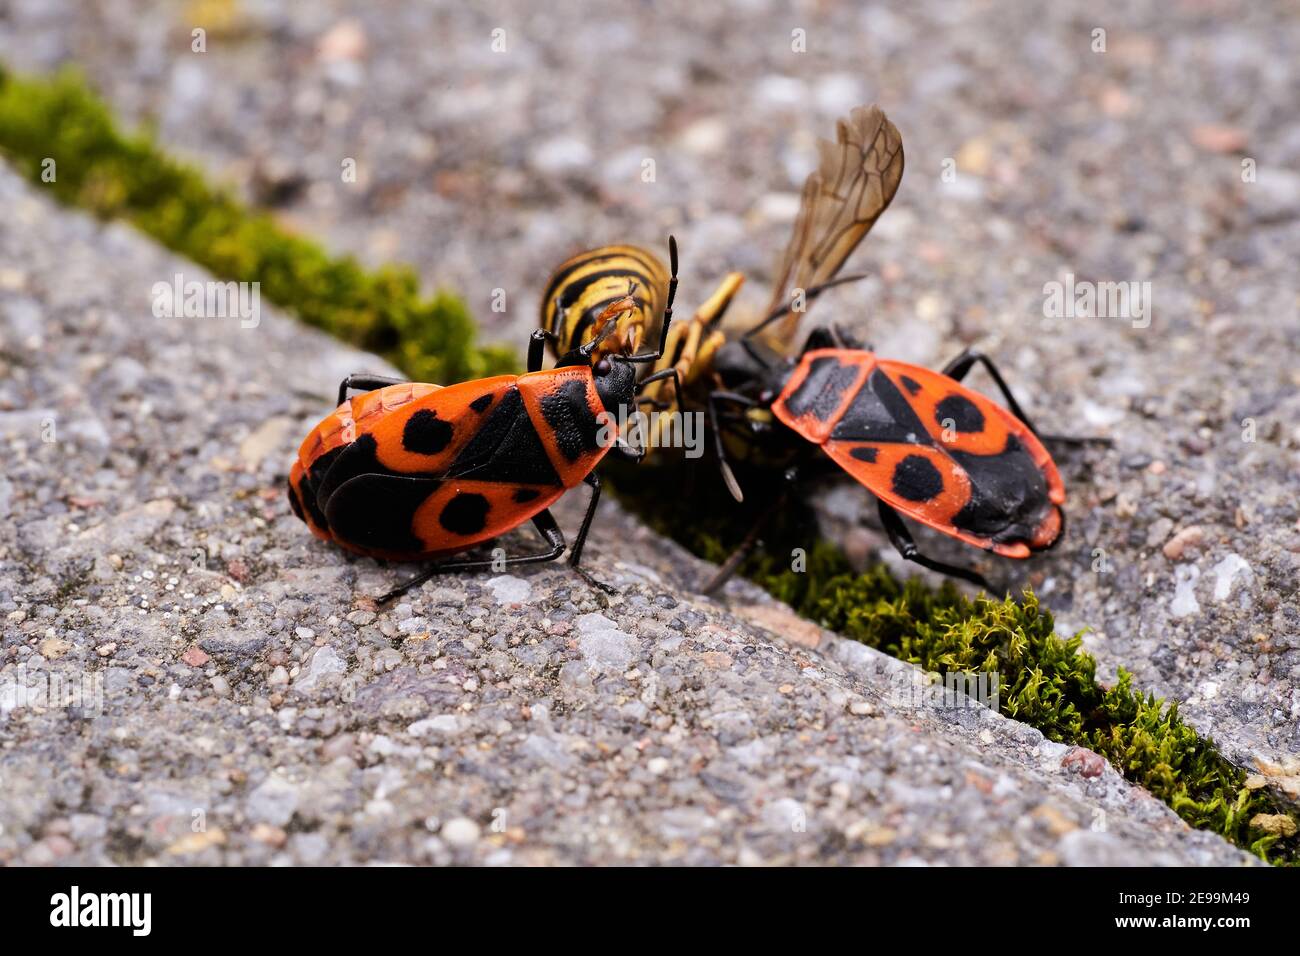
top-left (610, 458), bottom-right (1299, 863)
top-left (824, 587), bottom-right (1295, 862)
top-left (0, 66), bottom-right (516, 386)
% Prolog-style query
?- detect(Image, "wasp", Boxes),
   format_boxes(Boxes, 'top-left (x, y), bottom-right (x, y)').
top-left (538, 105), bottom-right (904, 457)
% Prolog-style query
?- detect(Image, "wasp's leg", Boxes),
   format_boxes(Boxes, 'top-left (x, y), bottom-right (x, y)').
top-left (699, 497), bottom-right (781, 596)
top-left (652, 272), bottom-right (743, 387)
top-left (708, 390), bottom-right (759, 502)
top-left (336, 374), bottom-right (409, 406)
top-left (376, 511), bottom-right (567, 605)
top-left (876, 499), bottom-right (992, 590)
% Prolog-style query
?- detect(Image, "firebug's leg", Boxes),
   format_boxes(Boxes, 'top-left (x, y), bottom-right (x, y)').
top-left (635, 367), bottom-right (683, 407)
top-left (336, 374), bottom-right (408, 406)
top-left (527, 329), bottom-right (558, 373)
top-left (566, 472), bottom-right (602, 568)
top-left (611, 440), bottom-right (645, 463)
top-left (939, 349), bottom-right (1039, 436)
top-left (941, 349), bottom-right (1112, 447)
top-left (375, 510), bottom-right (567, 605)
top-left (603, 392), bottom-right (646, 462)
top-left (567, 472), bottom-right (617, 595)
top-left (876, 499), bottom-right (993, 590)
top-left (1038, 433), bottom-right (1113, 448)
top-left (635, 367), bottom-right (685, 452)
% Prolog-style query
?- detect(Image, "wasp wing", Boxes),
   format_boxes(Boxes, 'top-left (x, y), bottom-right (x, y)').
top-left (761, 105), bottom-right (904, 347)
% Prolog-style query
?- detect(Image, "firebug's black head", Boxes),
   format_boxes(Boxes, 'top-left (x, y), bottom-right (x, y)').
top-left (592, 355), bottom-right (637, 415)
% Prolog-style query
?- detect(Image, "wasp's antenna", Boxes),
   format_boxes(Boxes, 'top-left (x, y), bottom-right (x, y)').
top-left (743, 273), bottom-right (869, 341)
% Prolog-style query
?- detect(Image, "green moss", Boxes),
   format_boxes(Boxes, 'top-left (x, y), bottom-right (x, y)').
top-left (4, 63), bottom-right (1293, 863)
top-left (823, 586), bottom-right (1293, 861)
top-left (0, 66), bottom-right (516, 386)
top-left (614, 460), bottom-right (1299, 863)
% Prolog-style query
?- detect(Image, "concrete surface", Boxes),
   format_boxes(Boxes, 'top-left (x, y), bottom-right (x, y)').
top-left (4, 0), bottom-right (1294, 789)
top-left (0, 166), bottom-right (1255, 864)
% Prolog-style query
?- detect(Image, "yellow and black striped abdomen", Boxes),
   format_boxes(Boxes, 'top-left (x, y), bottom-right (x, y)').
top-left (540, 244), bottom-right (669, 357)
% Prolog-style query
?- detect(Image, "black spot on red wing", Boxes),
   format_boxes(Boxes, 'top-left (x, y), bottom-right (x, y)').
top-left (891, 454), bottom-right (944, 501)
top-left (402, 408), bottom-right (454, 455)
top-left (513, 488), bottom-right (541, 503)
top-left (323, 473), bottom-right (440, 554)
top-left (832, 368), bottom-right (928, 444)
top-left (901, 376), bottom-right (922, 394)
top-left (540, 378), bottom-right (602, 462)
top-left (950, 435), bottom-right (1054, 545)
top-left (287, 482), bottom-right (305, 521)
top-left (849, 446), bottom-right (878, 463)
top-left (783, 356), bottom-right (861, 423)
top-left (449, 388), bottom-right (563, 485)
top-left (935, 394), bottom-right (986, 434)
top-left (470, 394), bottom-right (493, 413)
top-left (440, 492), bottom-right (490, 535)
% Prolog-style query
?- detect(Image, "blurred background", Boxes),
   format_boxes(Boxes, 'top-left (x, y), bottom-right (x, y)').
top-left (2, 0), bottom-right (1293, 363)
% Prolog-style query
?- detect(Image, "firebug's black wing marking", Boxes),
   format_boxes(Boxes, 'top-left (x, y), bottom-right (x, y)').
top-left (773, 351), bottom-right (1064, 556)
